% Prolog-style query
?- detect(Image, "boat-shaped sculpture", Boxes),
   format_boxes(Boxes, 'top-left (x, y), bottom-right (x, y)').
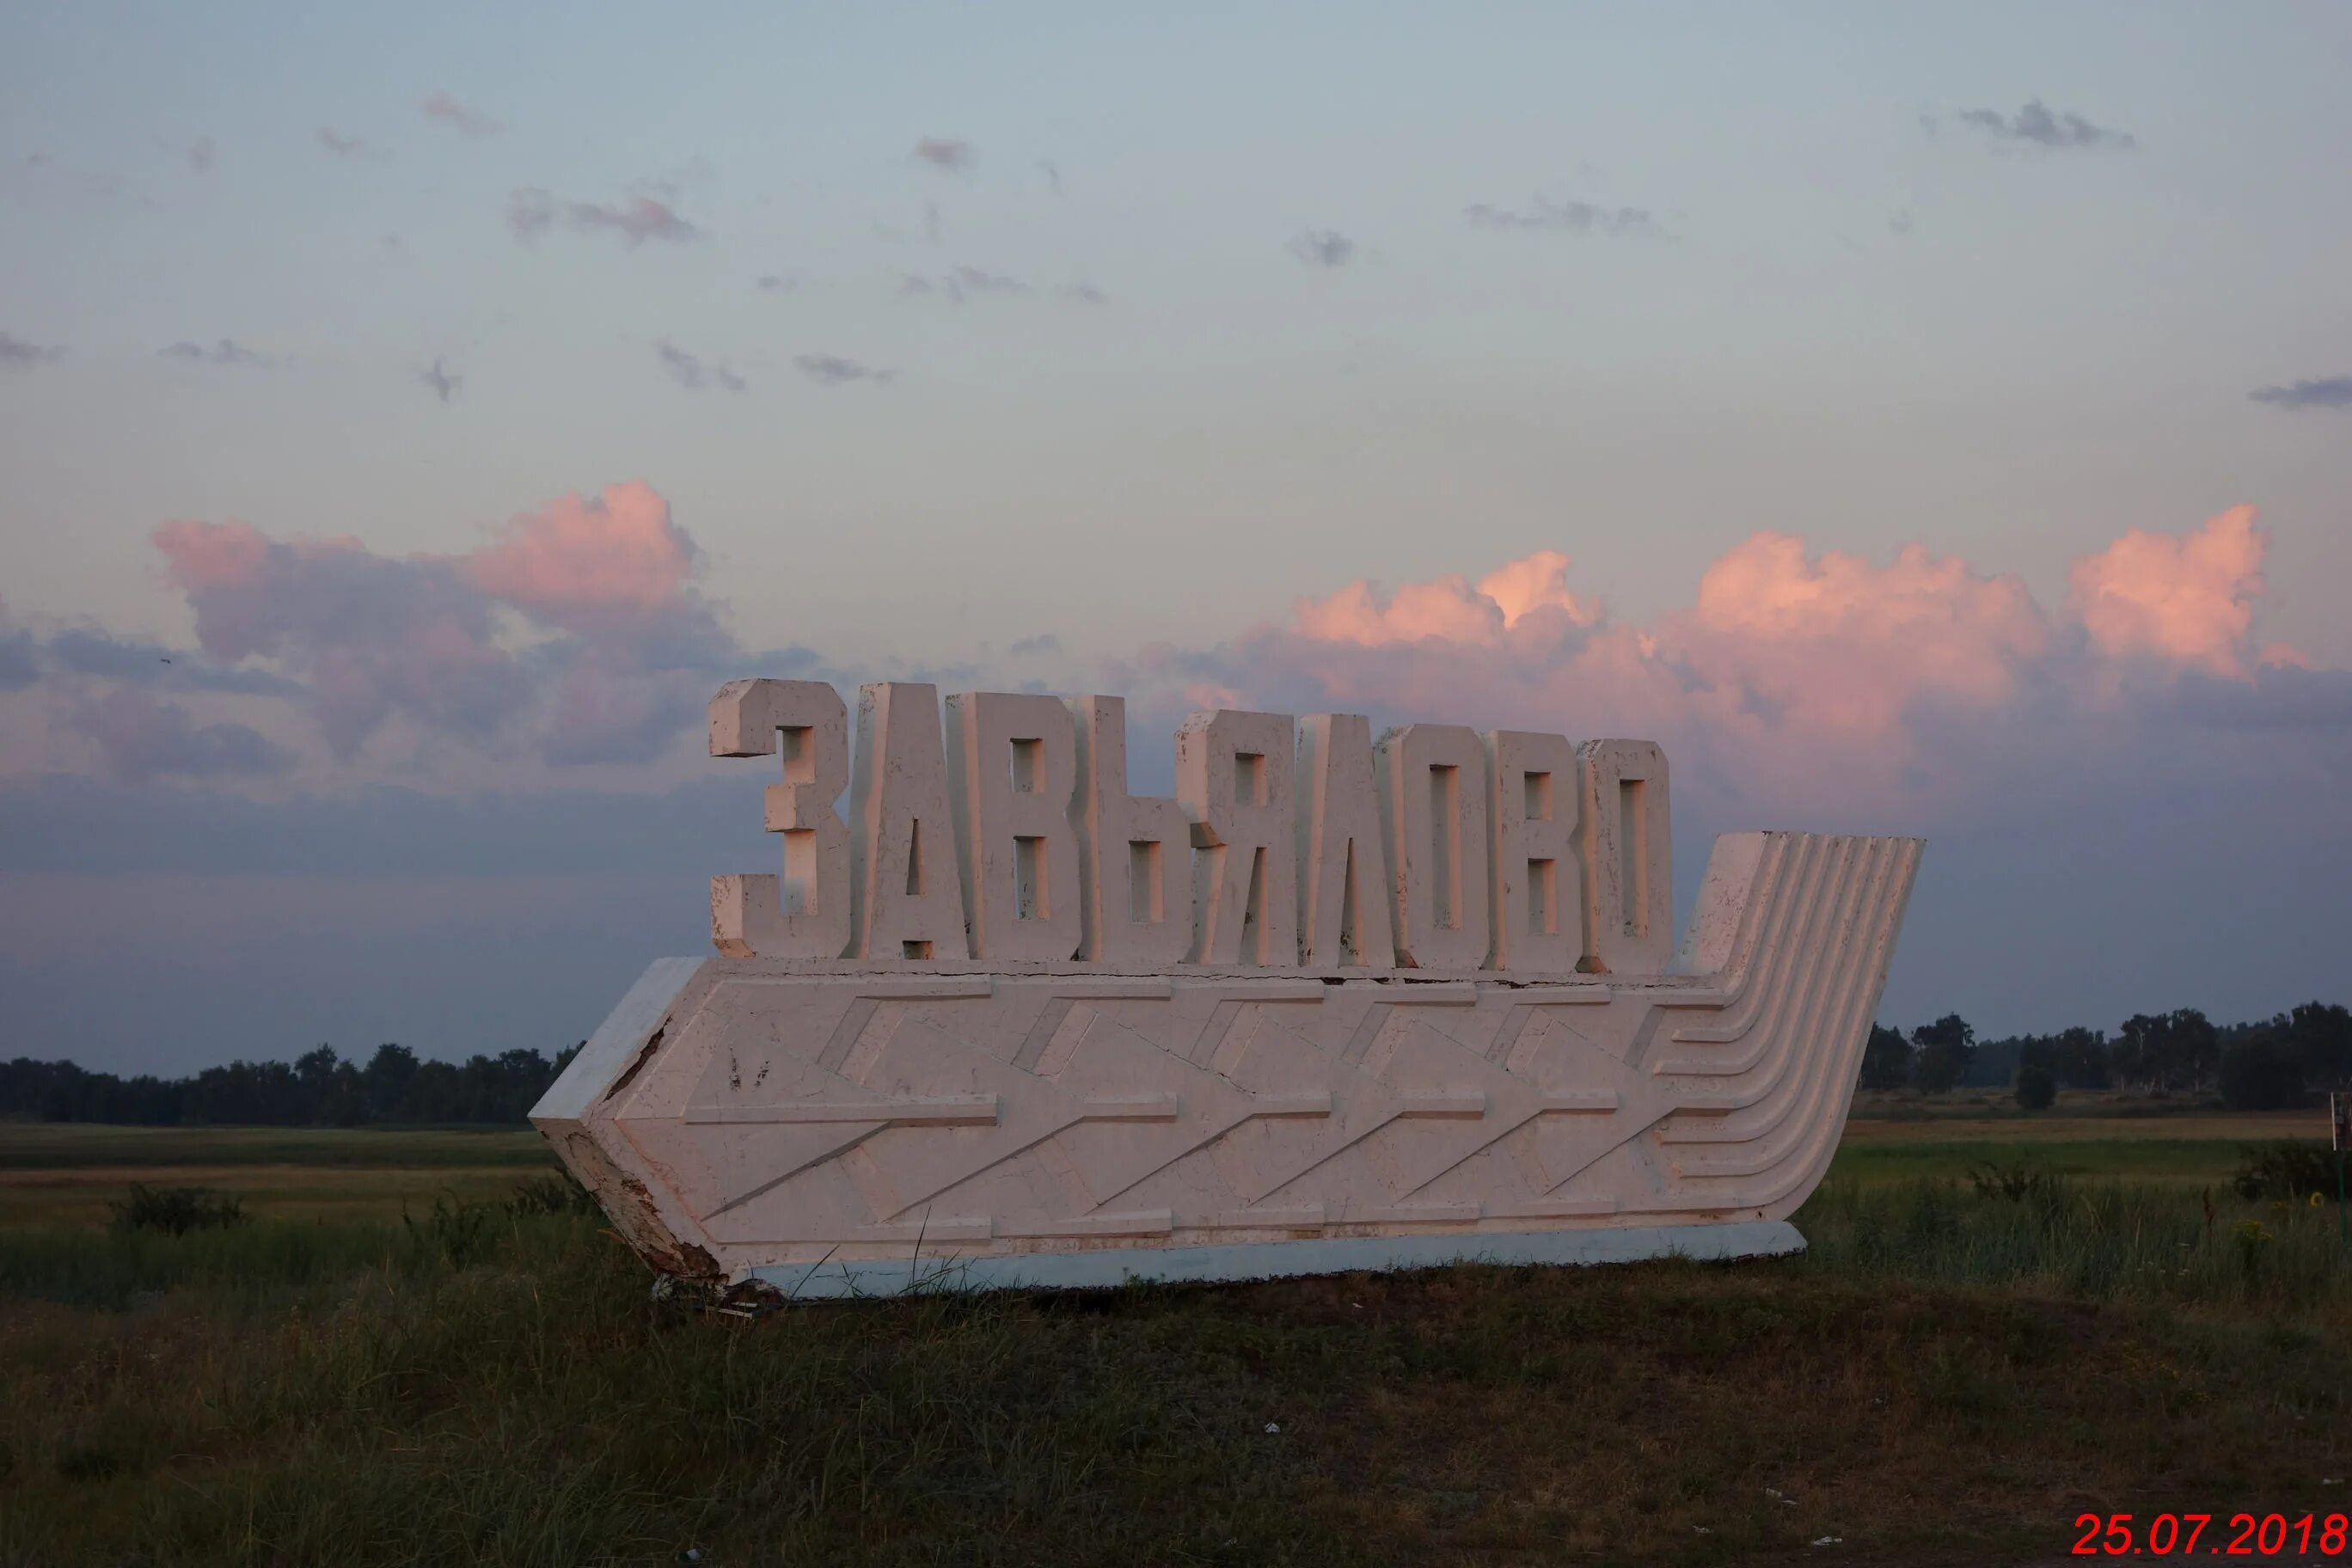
top-left (535, 680), bottom-right (1921, 1299)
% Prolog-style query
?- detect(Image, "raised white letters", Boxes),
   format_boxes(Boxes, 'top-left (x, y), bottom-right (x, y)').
top-left (1295, 714), bottom-right (1394, 967)
top-left (711, 677), bottom-right (1683, 981)
top-left (708, 678), bottom-right (852, 959)
top-left (1066, 695), bottom-right (1192, 967)
top-left (944, 691), bottom-right (1082, 962)
top-left (1577, 738), bottom-right (1670, 975)
top-left (848, 682), bottom-right (971, 961)
top-left (1485, 730), bottom-right (1580, 973)
top-left (1176, 708), bottom-right (1296, 966)
top-left (1377, 724), bottom-right (1492, 970)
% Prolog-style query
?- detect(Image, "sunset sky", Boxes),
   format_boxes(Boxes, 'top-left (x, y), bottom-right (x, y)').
top-left (3, 2), bottom-right (2349, 1071)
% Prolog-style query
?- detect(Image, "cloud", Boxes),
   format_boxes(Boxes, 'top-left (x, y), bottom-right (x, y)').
top-left (420, 358), bottom-right (462, 404)
top-left (1888, 209), bottom-right (1914, 237)
top-left (507, 188), bottom-right (698, 246)
top-left (179, 136), bottom-right (217, 173)
top-left (1109, 507), bottom-right (2310, 827)
top-left (1292, 550), bottom-right (1593, 648)
top-left (1955, 99), bottom-right (2135, 151)
top-left (1038, 159), bottom-right (1062, 196)
top-left (913, 138), bottom-right (974, 171)
top-left (66, 688), bottom-right (292, 784)
top-left (421, 90), bottom-right (501, 137)
top-left (1465, 198), bottom-right (1666, 237)
top-left (1055, 282), bottom-right (1108, 306)
top-left (40, 627), bottom-right (302, 695)
top-left (654, 340), bottom-right (747, 394)
top-left (901, 266), bottom-right (1032, 303)
top-left (315, 127), bottom-right (382, 159)
top-left (755, 273), bottom-right (801, 292)
top-left (138, 481), bottom-right (791, 764)
top-left (161, 340), bottom-right (272, 368)
top-left (793, 353), bottom-right (888, 387)
top-left (2249, 375), bottom-right (2352, 411)
top-left (2069, 505), bottom-right (2268, 677)
top-left (1288, 229), bottom-right (1355, 268)
top-left (0, 331), bottom-right (64, 368)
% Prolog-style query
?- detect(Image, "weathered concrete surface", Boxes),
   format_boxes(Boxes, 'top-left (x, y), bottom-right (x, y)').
top-left (533, 830), bottom-right (1921, 1290)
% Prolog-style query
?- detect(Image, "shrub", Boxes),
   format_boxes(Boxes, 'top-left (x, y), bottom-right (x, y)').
top-left (2015, 1065), bottom-right (2056, 1112)
top-left (504, 1172), bottom-right (600, 1217)
top-left (106, 1185), bottom-right (248, 1237)
top-left (1966, 1161), bottom-right (2060, 1204)
top-left (2233, 1142), bottom-right (2342, 1204)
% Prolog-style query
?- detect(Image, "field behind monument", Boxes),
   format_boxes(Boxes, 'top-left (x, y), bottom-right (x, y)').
top-left (2, 1100), bottom-right (2349, 1565)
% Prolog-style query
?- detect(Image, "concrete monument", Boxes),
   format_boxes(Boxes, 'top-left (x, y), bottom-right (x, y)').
top-left (533, 679), bottom-right (1922, 1298)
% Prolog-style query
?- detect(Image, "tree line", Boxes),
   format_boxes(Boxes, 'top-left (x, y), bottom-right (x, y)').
top-left (1858, 1001), bottom-right (2352, 1111)
top-left (0, 1043), bottom-right (580, 1127)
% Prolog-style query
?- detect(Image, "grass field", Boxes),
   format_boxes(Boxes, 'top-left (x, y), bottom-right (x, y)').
top-left (1, 1104), bottom-right (2347, 1565)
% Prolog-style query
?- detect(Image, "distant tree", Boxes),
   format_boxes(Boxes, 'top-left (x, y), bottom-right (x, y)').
top-left (2015, 1064), bottom-right (2057, 1112)
top-left (2051, 1026), bottom-right (2111, 1090)
top-left (1858, 1024), bottom-right (1914, 1091)
top-left (2220, 1028), bottom-right (2309, 1112)
top-left (1910, 1014), bottom-right (1976, 1095)
top-left (2288, 1002), bottom-right (2352, 1090)
top-left (2114, 1010), bottom-right (2219, 1093)
top-left (0, 1043), bottom-right (572, 1128)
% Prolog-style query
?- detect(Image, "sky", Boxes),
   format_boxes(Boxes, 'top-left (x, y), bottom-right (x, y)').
top-left (2, 1), bottom-right (2349, 1073)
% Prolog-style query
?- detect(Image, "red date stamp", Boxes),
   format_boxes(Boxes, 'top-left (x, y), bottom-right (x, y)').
top-left (2073, 1511), bottom-right (2350, 1556)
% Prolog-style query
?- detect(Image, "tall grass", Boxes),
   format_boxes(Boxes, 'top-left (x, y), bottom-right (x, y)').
top-left (3, 1173), bottom-right (2351, 1564)
top-left (1795, 1172), bottom-right (2352, 1314)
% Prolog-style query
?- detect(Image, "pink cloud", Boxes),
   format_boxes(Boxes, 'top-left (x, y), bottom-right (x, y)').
top-left (145, 482), bottom-right (772, 763)
top-left (2068, 505), bottom-right (2267, 677)
top-left (462, 482), bottom-right (697, 634)
top-left (1675, 533), bottom-right (2048, 732)
top-left (1291, 549), bottom-right (1593, 647)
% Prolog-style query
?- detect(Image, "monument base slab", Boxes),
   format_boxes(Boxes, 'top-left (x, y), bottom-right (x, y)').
top-left (747, 1218), bottom-right (1806, 1300)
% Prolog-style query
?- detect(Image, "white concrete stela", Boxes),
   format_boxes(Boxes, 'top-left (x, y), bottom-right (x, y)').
top-left (533, 681), bottom-right (1922, 1299)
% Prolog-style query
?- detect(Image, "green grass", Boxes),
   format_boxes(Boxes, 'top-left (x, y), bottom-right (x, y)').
top-left (0, 1124), bottom-right (559, 1229)
top-left (0, 1123), bottom-right (553, 1171)
top-left (1, 1121), bottom-right (2348, 1564)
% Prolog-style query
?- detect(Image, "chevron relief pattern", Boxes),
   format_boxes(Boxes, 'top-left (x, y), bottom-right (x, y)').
top-left (539, 830), bottom-right (1920, 1276)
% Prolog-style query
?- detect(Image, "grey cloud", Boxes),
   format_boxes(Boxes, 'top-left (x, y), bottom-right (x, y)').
top-left (1008, 634), bottom-right (1061, 655)
top-left (420, 358), bottom-right (462, 404)
top-left (1465, 197), bottom-right (1666, 238)
top-left (508, 187), bottom-right (699, 246)
top-left (656, 340), bottom-right (747, 394)
top-left (67, 688), bottom-right (293, 784)
top-left (1038, 159), bottom-right (1062, 196)
top-left (421, 89), bottom-right (502, 137)
top-left (0, 331), bottom-right (64, 368)
top-left (1288, 229), bottom-right (1355, 267)
top-left (756, 273), bottom-right (800, 292)
top-left (179, 136), bottom-right (217, 173)
top-left (1888, 209), bottom-right (1914, 237)
top-left (793, 353), bottom-right (888, 387)
top-left (1055, 282), bottom-right (1108, 306)
top-left (162, 339), bottom-right (272, 368)
top-left (914, 138), bottom-right (974, 171)
top-left (43, 627), bottom-right (303, 695)
top-left (315, 127), bottom-right (382, 159)
top-left (2249, 375), bottom-right (2352, 411)
top-left (1955, 99), bottom-right (2135, 151)
top-left (0, 631), bottom-right (35, 689)
top-left (902, 266), bottom-right (1032, 303)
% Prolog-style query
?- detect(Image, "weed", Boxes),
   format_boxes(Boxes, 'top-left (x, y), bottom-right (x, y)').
top-left (106, 1184), bottom-right (248, 1236)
